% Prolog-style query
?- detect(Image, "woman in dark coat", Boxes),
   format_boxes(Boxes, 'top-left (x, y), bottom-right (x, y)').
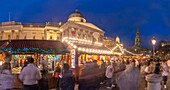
top-left (54, 62), bottom-right (61, 90)
top-left (61, 63), bottom-right (75, 90)
top-left (39, 63), bottom-right (49, 90)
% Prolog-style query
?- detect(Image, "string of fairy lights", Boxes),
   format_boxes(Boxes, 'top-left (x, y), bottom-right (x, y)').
top-left (62, 37), bottom-right (112, 54)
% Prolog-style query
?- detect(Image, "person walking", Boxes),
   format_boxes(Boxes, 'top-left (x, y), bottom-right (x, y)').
top-left (54, 62), bottom-right (61, 90)
top-left (61, 63), bottom-right (75, 90)
top-left (19, 56), bottom-right (42, 90)
top-left (161, 61), bottom-right (168, 89)
top-left (38, 62), bottom-right (49, 90)
top-left (1, 62), bottom-right (14, 90)
top-left (117, 60), bottom-right (140, 90)
top-left (105, 62), bottom-right (115, 89)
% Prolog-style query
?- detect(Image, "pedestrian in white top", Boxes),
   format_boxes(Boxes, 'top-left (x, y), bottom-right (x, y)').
top-left (19, 56), bottom-right (42, 90)
top-left (105, 62), bottom-right (115, 89)
top-left (1, 62), bottom-right (14, 90)
top-left (161, 61), bottom-right (168, 89)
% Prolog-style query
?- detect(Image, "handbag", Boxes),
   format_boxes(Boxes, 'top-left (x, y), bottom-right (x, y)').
top-left (54, 72), bottom-right (60, 78)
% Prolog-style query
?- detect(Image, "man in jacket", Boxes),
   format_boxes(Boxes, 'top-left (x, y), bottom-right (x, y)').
top-left (19, 56), bottom-right (42, 90)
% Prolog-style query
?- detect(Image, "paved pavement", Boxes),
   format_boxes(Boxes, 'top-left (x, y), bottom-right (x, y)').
top-left (1, 73), bottom-right (170, 90)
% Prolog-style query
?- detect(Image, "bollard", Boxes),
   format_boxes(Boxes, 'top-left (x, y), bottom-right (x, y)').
top-left (146, 74), bottom-right (162, 90)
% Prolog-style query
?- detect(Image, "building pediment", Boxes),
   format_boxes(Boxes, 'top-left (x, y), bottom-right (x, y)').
top-left (61, 21), bottom-right (105, 34)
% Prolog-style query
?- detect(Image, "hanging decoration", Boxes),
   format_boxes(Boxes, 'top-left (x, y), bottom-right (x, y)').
top-left (0, 48), bottom-right (69, 54)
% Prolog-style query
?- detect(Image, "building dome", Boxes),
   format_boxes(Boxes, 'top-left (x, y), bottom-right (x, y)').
top-left (68, 9), bottom-right (86, 22)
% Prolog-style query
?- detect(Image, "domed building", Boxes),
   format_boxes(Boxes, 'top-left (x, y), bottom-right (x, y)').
top-left (68, 9), bottom-right (86, 22)
top-left (61, 9), bottom-right (112, 68)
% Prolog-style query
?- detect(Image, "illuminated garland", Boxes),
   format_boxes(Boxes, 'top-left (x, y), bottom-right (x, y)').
top-left (0, 48), bottom-right (69, 54)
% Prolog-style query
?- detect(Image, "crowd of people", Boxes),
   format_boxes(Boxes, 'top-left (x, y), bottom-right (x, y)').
top-left (0, 56), bottom-right (169, 90)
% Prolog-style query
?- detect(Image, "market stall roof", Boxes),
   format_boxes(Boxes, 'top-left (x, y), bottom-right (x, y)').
top-left (0, 40), bottom-right (8, 48)
top-left (5, 40), bottom-right (68, 50)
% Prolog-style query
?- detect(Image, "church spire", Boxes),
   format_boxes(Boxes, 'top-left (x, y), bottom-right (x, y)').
top-left (135, 25), bottom-right (142, 47)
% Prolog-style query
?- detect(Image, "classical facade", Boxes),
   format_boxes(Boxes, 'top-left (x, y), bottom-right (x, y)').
top-left (0, 21), bottom-right (63, 41)
top-left (61, 9), bottom-right (104, 43)
top-left (61, 9), bottom-right (112, 55)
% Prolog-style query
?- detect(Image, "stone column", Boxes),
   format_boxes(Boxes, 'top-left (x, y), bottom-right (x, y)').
top-left (86, 31), bottom-right (88, 40)
top-left (44, 29), bottom-right (47, 40)
top-left (90, 32), bottom-right (93, 41)
top-left (1, 31), bottom-right (3, 40)
top-left (69, 28), bottom-right (71, 37)
top-left (12, 30), bottom-right (14, 39)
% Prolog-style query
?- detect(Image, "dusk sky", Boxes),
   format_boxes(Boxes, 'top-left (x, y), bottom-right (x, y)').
top-left (0, 0), bottom-right (169, 48)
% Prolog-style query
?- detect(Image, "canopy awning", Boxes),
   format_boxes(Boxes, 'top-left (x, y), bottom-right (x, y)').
top-left (0, 40), bottom-right (69, 54)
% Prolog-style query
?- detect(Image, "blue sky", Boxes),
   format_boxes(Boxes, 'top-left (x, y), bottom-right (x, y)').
top-left (0, 0), bottom-right (169, 48)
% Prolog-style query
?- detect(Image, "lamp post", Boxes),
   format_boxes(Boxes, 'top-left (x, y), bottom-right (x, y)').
top-left (151, 37), bottom-right (156, 60)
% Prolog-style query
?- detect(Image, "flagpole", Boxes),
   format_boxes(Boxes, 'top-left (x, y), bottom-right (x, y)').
top-left (9, 10), bottom-right (10, 21)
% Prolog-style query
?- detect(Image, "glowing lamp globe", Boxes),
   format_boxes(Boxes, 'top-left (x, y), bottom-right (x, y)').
top-left (151, 37), bottom-right (156, 45)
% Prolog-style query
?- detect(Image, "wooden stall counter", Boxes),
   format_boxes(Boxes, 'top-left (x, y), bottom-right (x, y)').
top-left (12, 72), bottom-right (57, 89)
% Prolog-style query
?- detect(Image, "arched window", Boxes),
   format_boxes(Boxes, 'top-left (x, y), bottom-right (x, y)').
top-left (50, 36), bottom-right (52, 39)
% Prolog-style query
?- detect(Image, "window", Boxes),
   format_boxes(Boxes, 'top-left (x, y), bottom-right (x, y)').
top-left (24, 35), bottom-right (26, 39)
top-left (72, 31), bottom-right (75, 38)
top-left (8, 35), bottom-right (11, 40)
top-left (33, 36), bottom-right (35, 39)
top-left (16, 35), bottom-right (19, 39)
top-left (50, 36), bottom-right (52, 39)
top-left (84, 35), bottom-right (86, 39)
top-left (57, 36), bottom-right (59, 40)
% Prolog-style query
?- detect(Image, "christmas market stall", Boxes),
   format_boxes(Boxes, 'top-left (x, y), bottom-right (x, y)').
top-left (1, 40), bottom-right (69, 88)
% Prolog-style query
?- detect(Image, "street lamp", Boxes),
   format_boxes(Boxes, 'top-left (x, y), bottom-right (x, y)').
top-left (151, 37), bottom-right (156, 60)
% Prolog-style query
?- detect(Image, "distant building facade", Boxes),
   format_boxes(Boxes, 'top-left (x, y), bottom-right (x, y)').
top-left (0, 21), bottom-right (63, 41)
top-left (158, 41), bottom-right (170, 58)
